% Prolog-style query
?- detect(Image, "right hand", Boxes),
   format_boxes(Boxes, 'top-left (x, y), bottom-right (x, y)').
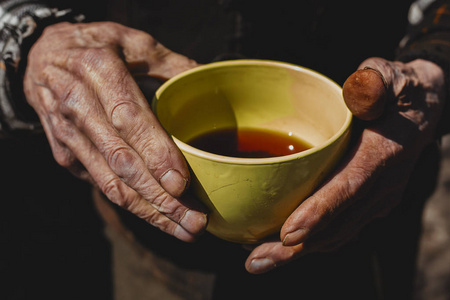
top-left (245, 57), bottom-right (446, 274)
top-left (23, 22), bottom-right (207, 242)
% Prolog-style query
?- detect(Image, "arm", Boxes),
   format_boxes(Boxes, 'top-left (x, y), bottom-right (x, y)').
top-left (1, 1), bottom-right (207, 241)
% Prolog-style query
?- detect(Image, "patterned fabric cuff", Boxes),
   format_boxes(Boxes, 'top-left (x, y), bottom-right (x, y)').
top-left (0, 1), bottom-right (83, 137)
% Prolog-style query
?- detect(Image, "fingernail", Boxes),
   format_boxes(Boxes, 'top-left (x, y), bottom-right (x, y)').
top-left (173, 225), bottom-right (196, 243)
top-left (179, 209), bottom-right (208, 235)
top-left (282, 228), bottom-right (309, 246)
top-left (159, 169), bottom-right (188, 197)
top-left (363, 66), bottom-right (388, 89)
top-left (248, 258), bottom-right (276, 274)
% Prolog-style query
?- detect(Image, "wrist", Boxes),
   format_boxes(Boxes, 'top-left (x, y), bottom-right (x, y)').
top-left (0, 1), bottom-right (84, 137)
top-left (398, 40), bottom-right (450, 138)
top-left (407, 59), bottom-right (446, 141)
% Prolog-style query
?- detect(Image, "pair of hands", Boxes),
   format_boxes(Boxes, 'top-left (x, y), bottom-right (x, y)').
top-left (24, 22), bottom-right (446, 274)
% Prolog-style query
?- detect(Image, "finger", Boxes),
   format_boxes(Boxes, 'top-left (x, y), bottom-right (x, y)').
top-left (342, 56), bottom-right (401, 121)
top-left (47, 103), bottom-right (203, 242)
top-left (113, 23), bottom-right (199, 78)
top-left (343, 66), bottom-right (388, 120)
top-left (96, 53), bottom-right (191, 197)
top-left (74, 22), bottom-right (198, 78)
top-left (71, 131), bottom-right (201, 242)
top-left (343, 57), bottom-right (417, 121)
top-left (40, 67), bottom-right (207, 237)
top-left (301, 189), bottom-right (405, 253)
top-left (280, 128), bottom-right (403, 247)
top-left (246, 195), bottom-right (389, 275)
top-left (246, 178), bottom-right (407, 275)
top-left (51, 47), bottom-right (191, 198)
top-left (43, 28), bottom-right (195, 195)
top-left (245, 239), bottom-right (305, 274)
top-left (245, 196), bottom-right (383, 275)
top-left (31, 84), bottom-right (94, 183)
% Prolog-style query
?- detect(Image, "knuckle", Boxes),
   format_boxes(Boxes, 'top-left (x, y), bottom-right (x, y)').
top-left (127, 122), bottom-right (152, 146)
top-left (42, 22), bottom-right (71, 36)
top-left (162, 203), bottom-right (186, 222)
top-left (107, 145), bottom-right (133, 167)
top-left (148, 190), bottom-right (185, 222)
top-left (147, 145), bottom-right (173, 174)
top-left (306, 199), bottom-right (336, 225)
top-left (101, 177), bottom-right (135, 209)
top-left (71, 47), bottom-right (122, 79)
top-left (139, 33), bottom-right (160, 52)
top-left (343, 168), bottom-right (369, 196)
top-left (109, 102), bottom-right (176, 177)
top-left (36, 23), bottom-right (76, 54)
top-left (105, 145), bottom-right (139, 179)
top-left (110, 101), bottom-right (142, 132)
top-left (148, 189), bottom-right (172, 211)
top-left (58, 82), bottom-right (83, 119)
top-left (53, 145), bottom-right (76, 168)
top-left (40, 64), bottom-right (60, 86)
top-left (47, 114), bottom-right (74, 142)
top-left (40, 65), bottom-right (88, 124)
top-left (121, 25), bottom-right (158, 49)
top-left (92, 21), bottom-right (123, 37)
top-left (45, 116), bottom-right (79, 168)
top-left (58, 86), bottom-right (97, 132)
top-left (143, 209), bottom-right (175, 234)
top-left (80, 47), bottom-right (116, 69)
top-left (124, 168), bottom-right (147, 190)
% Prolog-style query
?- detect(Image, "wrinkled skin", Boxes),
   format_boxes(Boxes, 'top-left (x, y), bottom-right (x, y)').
top-left (245, 58), bottom-right (446, 274)
top-left (24, 22), bottom-right (446, 274)
top-left (24, 22), bottom-right (206, 243)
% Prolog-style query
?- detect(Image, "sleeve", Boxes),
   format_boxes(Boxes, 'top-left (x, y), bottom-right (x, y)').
top-left (0, 0), bottom-right (83, 138)
top-left (397, 0), bottom-right (450, 136)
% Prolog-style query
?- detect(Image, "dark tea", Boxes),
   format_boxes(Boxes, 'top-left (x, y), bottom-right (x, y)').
top-left (187, 127), bottom-right (312, 158)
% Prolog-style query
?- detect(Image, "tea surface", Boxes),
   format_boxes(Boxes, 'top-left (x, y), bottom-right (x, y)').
top-left (187, 128), bottom-right (311, 158)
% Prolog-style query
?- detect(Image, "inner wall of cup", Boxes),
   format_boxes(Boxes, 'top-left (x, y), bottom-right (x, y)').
top-left (155, 63), bottom-right (347, 147)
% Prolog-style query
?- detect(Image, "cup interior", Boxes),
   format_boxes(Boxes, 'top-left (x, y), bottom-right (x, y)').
top-left (153, 60), bottom-right (350, 161)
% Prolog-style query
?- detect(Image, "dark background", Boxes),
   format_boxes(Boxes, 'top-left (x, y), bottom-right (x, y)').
top-left (1, 1), bottom-right (449, 299)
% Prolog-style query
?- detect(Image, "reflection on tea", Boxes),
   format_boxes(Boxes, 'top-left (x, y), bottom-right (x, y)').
top-left (187, 128), bottom-right (312, 158)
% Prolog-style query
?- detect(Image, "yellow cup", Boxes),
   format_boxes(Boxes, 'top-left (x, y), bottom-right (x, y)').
top-left (152, 60), bottom-right (352, 244)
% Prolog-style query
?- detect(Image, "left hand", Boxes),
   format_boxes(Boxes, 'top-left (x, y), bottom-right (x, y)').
top-left (24, 22), bottom-right (205, 243)
top-left (245, 58), bottom-right (446, 274)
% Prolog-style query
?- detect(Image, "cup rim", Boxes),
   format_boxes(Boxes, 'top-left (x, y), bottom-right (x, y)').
top-left (153, 59), bottom-right (352, 165)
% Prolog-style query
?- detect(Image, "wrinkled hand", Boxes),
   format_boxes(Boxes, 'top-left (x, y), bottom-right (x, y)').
top-left (24, 22), bottom-right (207, 242)
top-left (246, 58), bottom-right (446, 274)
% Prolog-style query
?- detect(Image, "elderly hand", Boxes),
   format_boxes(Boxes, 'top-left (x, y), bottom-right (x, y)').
top-left (245, 58), bottom-right (446, 274)
top-left (23, 22), bottom-right (207, 242)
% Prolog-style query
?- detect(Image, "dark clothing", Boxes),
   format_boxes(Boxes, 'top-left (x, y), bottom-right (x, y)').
top-left (0, 0), bottom-right (448, 299)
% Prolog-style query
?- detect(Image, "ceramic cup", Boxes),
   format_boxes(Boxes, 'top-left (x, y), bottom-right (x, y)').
top-left (152, 60), bottom-right (352, 243)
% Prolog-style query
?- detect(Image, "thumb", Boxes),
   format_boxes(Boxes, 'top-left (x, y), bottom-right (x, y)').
top-left (342, 57), bottom-right (392, 121)
top-left (117, 25), bottom-right (198, 79)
